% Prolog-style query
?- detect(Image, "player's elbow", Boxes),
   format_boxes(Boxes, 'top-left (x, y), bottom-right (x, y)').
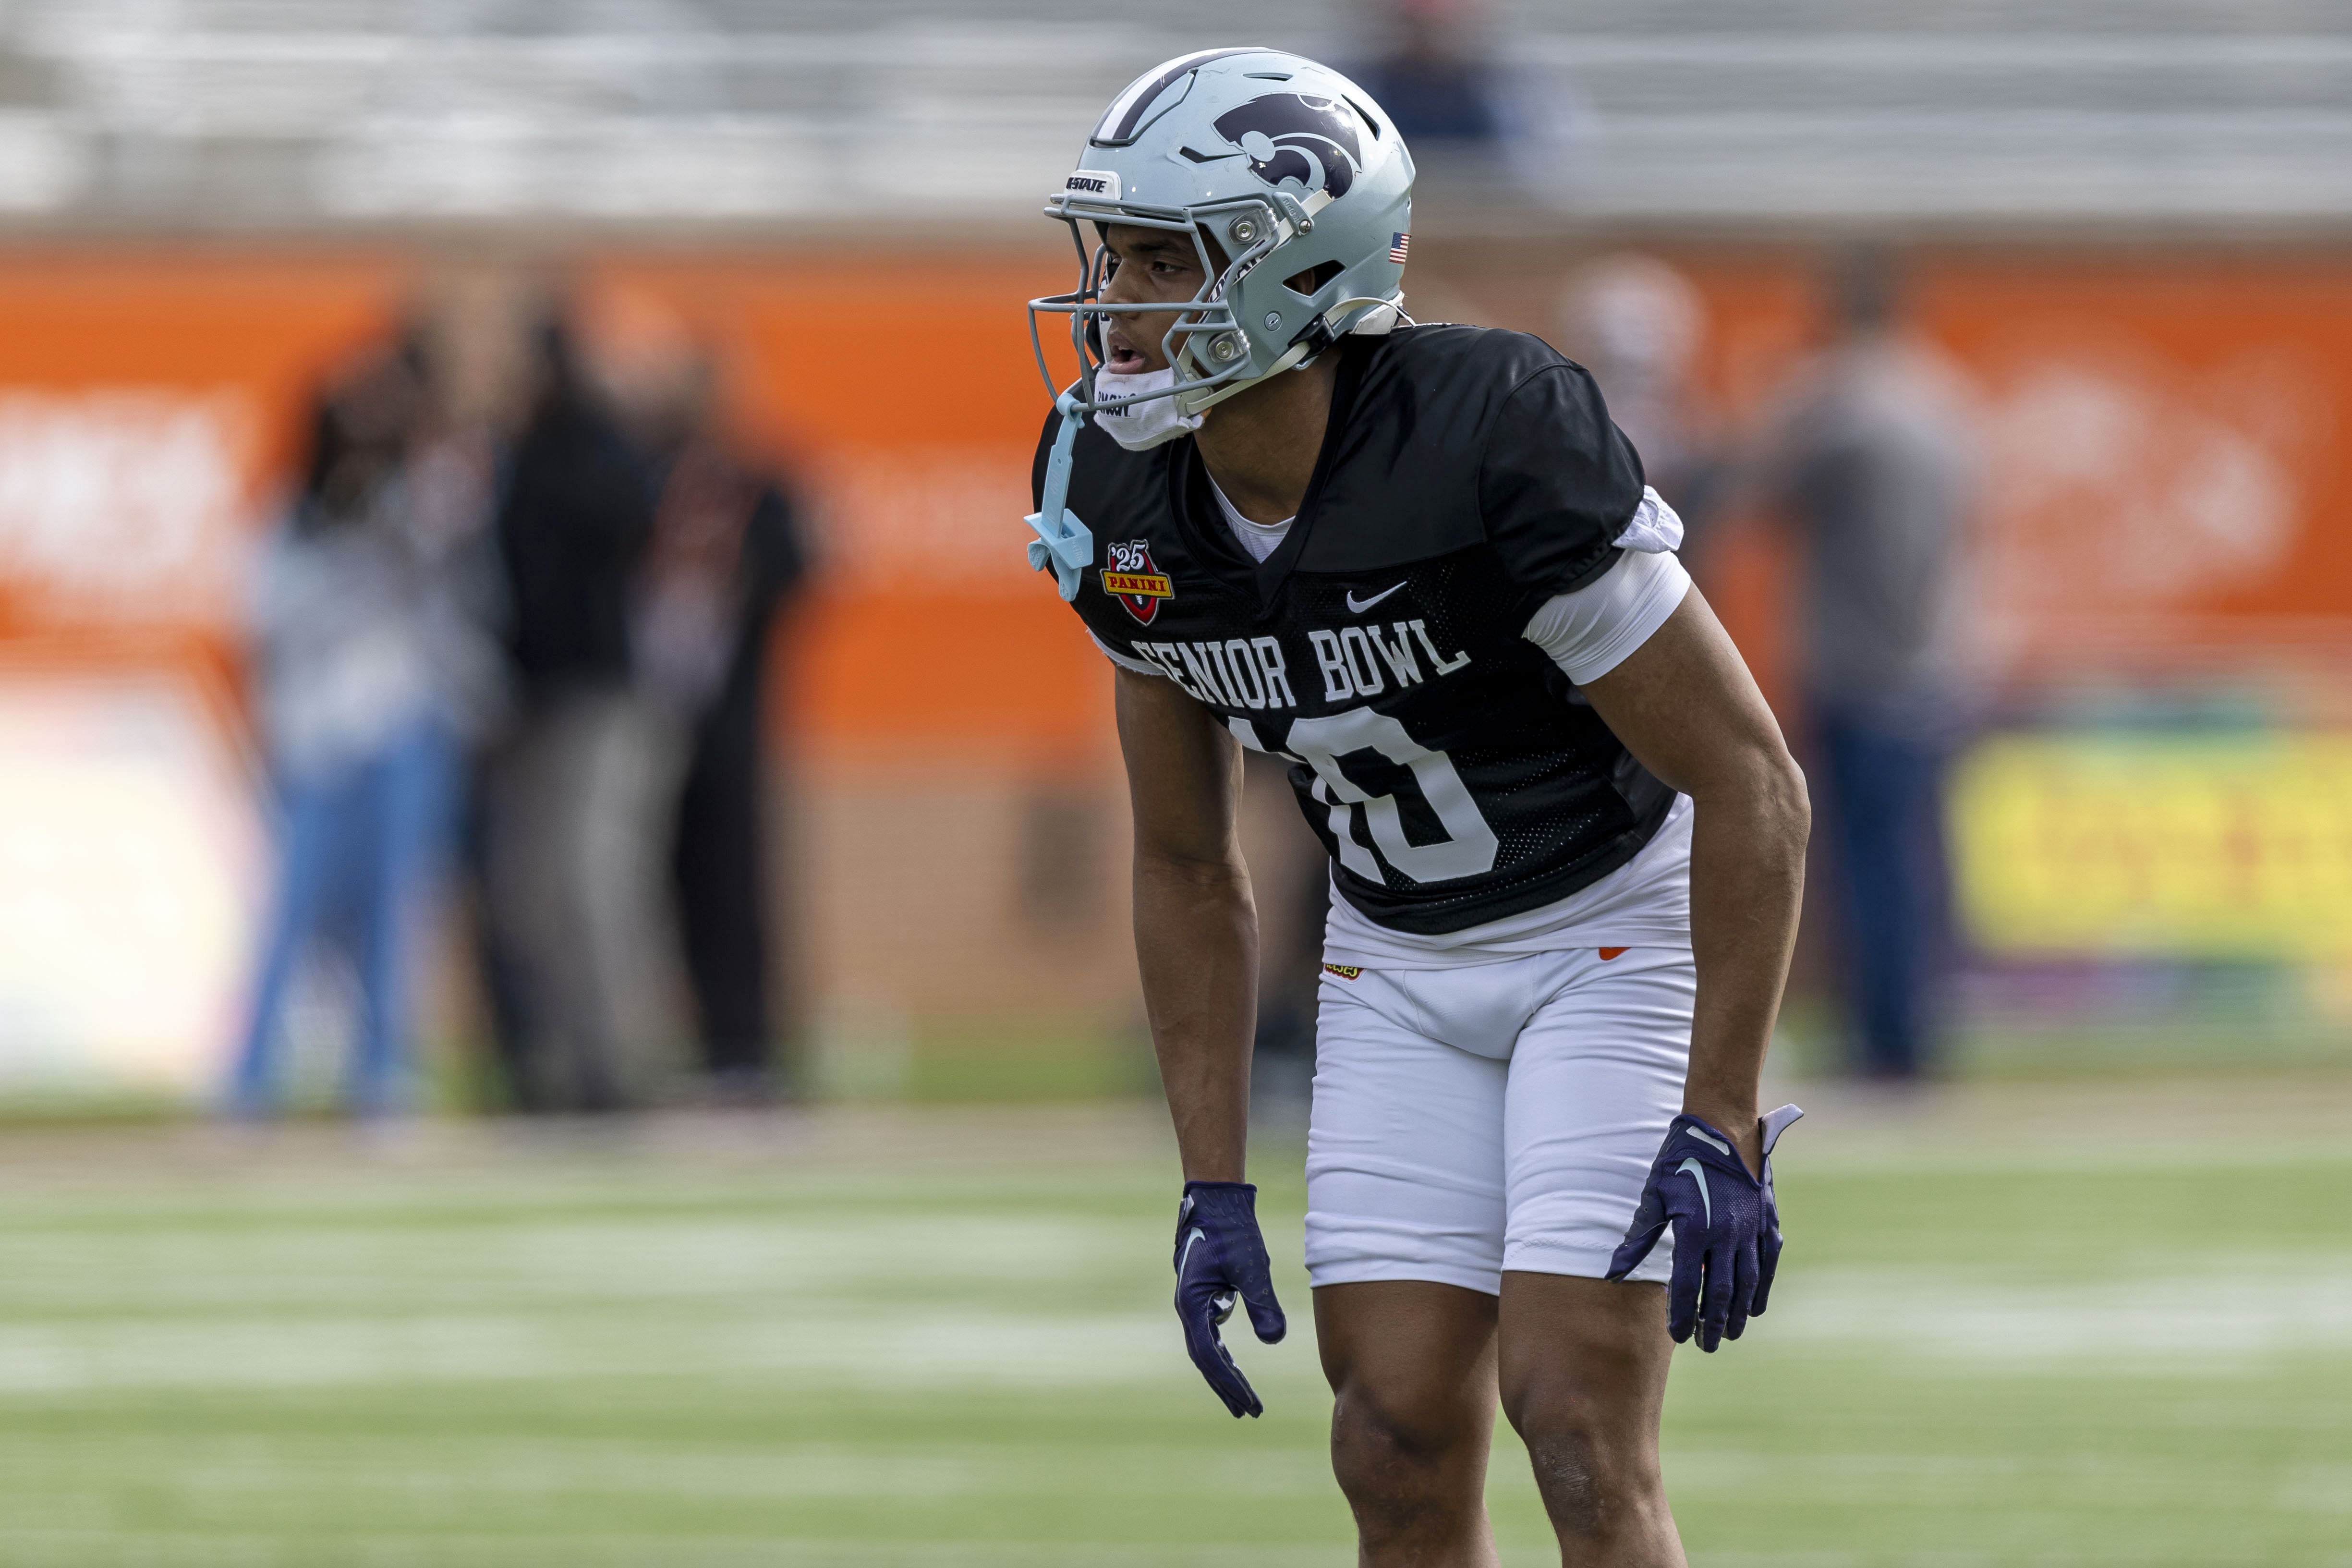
top-left (1747, 742), bottom-right (1810, 853)
top-left (1133, 839), bottom-right (1252, 902)
top-left (1690, 733), bottom-right (1809, 852)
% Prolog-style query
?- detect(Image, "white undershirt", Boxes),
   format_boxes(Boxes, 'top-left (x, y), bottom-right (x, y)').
top-left (1094, 484), bottom-right (1698, 968)
top-left (1206, 474), bottom-right (1293, 562)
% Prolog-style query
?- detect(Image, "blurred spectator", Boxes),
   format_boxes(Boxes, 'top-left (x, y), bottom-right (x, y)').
top-left (408, 280), bottom-right (537, 1108)
top-left (230, 338), bottom-right (484, 1118)
top-left (1352, 0), bottom-right (1506, 149)
top-left (1560, 254), bottom-right (1732, 573)
top-left (630, 356), bottom-right (810, 1104)
top-left (1348, 0), bottom-right (1590, 201)
top-left (483, 315), bottom-right (662, 1112)
top-left (1757, 248), bottom-right (1979, 1080)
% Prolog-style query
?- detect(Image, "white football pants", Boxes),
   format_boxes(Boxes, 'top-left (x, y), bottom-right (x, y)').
top-left (1304, 945), bottom-right (1694, 1296)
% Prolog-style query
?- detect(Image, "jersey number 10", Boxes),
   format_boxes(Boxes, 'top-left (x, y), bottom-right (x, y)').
top-left (1230, 709), bottom-right (1501, 886)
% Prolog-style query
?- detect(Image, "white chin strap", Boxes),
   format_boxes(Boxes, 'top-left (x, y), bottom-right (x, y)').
top-left (1175, 341), bottom-right (1314, 418)
top-left (1174, 293), bottom-right (1409, 418)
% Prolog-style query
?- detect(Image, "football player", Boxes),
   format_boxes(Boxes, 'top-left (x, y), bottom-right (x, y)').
top-left (1025, 49), bottom-right (1808, 1567)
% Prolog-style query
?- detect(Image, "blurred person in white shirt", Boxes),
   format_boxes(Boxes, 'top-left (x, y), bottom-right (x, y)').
top-left (229, 337), bottom-right (497, 1117)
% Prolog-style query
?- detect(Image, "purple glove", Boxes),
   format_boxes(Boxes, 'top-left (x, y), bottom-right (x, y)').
top-left (1173, 1181), bottom-right (1287, 1418)
top-left (1608, 1105), bottom-right (1803, 1352)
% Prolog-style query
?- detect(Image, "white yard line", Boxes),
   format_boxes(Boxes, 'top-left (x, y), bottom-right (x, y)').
top-left (1768, 1266), bottom-right (2352, 1364)
top-left (0, 1536), bottom-right (1357, 1568)
top-left (0, 1306), bottom-right (1204, 1395)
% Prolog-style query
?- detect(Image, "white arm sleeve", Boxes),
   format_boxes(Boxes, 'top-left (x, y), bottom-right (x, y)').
top-left (1090, 629), bottom-right (1165, 676)
top-left (1522, 547), bottom-right (1693, 686)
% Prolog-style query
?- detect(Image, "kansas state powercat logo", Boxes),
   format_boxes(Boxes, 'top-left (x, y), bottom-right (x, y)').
top-left (1102, 539), bottom-right (1175, 625)
top-left (1199, 93), bottom-right (1365, 200)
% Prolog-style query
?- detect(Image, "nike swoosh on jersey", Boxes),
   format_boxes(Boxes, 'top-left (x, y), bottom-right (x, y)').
top-left (1345, 582), bottom-right (1407, 613)
top-left (1676, 1157), bottom-right (1712, 1226)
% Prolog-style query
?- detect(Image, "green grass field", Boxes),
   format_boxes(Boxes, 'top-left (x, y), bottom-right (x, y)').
top-left (0, 1077), bottom-right (2347, 1567)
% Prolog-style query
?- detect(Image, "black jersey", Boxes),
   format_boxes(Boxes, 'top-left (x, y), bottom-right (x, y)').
top-left (1034, 323), bottom-right (1677, 936)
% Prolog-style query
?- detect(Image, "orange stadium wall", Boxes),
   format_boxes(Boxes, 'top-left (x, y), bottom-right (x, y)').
top-left (0, 240), bottom-right (2346, 1097)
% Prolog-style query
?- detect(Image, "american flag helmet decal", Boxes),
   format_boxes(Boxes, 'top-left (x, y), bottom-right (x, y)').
top-left (1389, 231), bottom-right (1411, 264)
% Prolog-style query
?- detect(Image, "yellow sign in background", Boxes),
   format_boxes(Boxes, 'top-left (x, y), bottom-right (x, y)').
top-left (1951, 733), bottom-right (2352, 960)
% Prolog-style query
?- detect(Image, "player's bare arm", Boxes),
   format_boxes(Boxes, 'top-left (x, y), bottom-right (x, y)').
top-left (1582, 589), bottom-right (1809, 1354)
top-left (1578, 590), bottom-right (1808, 1176)
top-left (1115, 663), bottom-right (1255, 1184)
top-left (1115, 663), bottom-right (1291, 1419)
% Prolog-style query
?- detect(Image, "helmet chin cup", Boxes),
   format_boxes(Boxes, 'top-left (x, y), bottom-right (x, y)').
top-left (1027, 47), bottom-right (1414, 420)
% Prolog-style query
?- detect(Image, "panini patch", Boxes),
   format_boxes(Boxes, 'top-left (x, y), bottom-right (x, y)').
top-left (1103, 540), bottom-right (1174, 625)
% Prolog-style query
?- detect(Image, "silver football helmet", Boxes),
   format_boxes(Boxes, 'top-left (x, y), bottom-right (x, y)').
top-left (1028, 47), bottom-right (1417, 419)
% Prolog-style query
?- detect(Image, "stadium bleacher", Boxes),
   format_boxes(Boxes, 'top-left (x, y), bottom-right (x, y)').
top-left (0, 0), bottom-right (2344, 227)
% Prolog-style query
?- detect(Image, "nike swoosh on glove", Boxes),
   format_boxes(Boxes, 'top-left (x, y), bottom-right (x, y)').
top-left (1173, 1180), bottom-right (1287, 1418)
top-left (1608, 1105), bottom-right (1804, 1352)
